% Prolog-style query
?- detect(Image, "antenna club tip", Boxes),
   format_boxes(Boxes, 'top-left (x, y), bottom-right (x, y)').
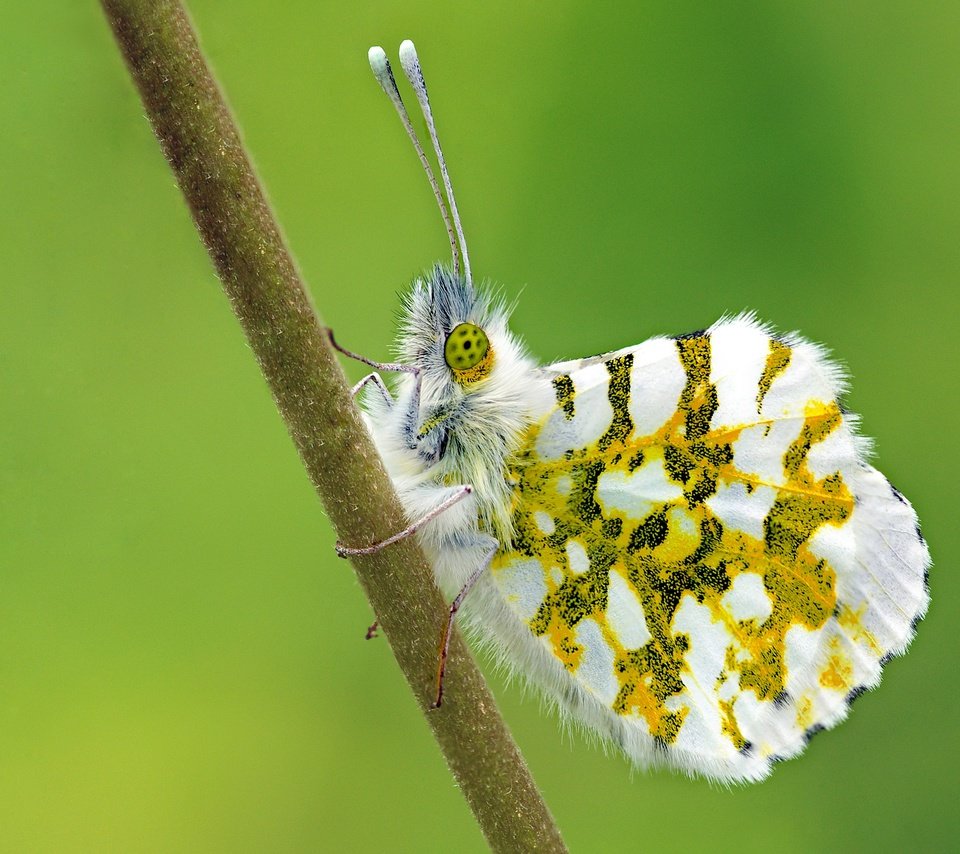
top-left (368, 45), bottom-right (388, 72)
top-left (398, 39), bottom-right (418, 61)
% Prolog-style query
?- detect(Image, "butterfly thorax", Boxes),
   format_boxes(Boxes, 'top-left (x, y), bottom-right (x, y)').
top-left (386, 267), bottom-right (555, 549)
top-left (432, 379), bottom-right (551, 547)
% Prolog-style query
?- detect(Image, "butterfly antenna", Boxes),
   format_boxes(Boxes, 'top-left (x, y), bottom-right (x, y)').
top-left (368, 45), bottom-right (462, 279)
top-left (398, 39), bottom-right (473, 289)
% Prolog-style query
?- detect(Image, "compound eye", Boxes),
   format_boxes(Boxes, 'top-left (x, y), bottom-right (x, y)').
top-left (444, 323), bottom-right (490, 375)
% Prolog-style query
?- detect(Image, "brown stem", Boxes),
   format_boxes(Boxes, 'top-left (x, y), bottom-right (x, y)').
top-left (98, 1), bottom-right (566, 851)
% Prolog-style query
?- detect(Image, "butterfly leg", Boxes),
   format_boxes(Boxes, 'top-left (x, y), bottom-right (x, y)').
top-left (365, 620), bottom-right (379, 640)
top-left (327, 328), bottom-right (416, 379)
top-left (335, 484), bottom-right (473, 557)
top-left (352, 372), bottom-right (394, 408)
top-left (432, 539), bottom-right (498, 709)
top-left (326, 328), bottom-right (422, 447)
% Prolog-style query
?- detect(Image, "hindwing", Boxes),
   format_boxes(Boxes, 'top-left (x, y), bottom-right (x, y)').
top-left (491, 314), bottom-right (929, 781)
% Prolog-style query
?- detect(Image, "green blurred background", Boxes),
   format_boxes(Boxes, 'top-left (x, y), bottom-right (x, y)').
top-left (2, 2), bottom-right (958, 851)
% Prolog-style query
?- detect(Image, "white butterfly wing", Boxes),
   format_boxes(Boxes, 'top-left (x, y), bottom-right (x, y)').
top-left (490, 314), bottom-right (929, 782)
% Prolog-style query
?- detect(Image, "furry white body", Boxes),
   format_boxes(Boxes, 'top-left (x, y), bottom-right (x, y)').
top-left (357, 267), bottom-right (929, 783)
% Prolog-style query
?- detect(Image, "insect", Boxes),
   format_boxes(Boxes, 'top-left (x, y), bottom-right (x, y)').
top-left (331, 40), bottom-right (930, 782)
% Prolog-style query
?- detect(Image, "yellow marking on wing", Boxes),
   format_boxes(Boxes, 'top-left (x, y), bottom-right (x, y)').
top-left (757, 338), bottom-right (792, 411)
top-left (819, 636), bottom-right (854, 691)
top-left (525, 409), bottom-right (855, 506)
top-left (719, 698), bottom-right (749, 752)
top-left (837, 603), bottom-right (883, 656)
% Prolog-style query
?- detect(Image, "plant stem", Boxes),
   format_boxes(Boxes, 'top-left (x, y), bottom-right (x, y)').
top-left (99, 1), bottom-right (566, 851)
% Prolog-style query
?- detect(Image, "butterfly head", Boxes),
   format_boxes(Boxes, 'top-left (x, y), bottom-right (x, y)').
top-left (396, 264), bottom-right (527, 406)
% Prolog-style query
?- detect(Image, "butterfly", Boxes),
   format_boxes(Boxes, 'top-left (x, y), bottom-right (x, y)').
top-left (331, 40), bottom-right (930, 782)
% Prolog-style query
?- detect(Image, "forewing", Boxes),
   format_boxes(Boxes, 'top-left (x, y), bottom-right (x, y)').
top-left (492, 315), bottom-right (929, 782)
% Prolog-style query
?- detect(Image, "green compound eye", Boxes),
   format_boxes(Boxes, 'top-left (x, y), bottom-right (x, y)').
top-left (444, 323), bottom-right (490, 374)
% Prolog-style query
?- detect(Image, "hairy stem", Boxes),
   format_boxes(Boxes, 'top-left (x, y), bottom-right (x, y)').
top-left (99, 1), bottom-right (566, 851)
